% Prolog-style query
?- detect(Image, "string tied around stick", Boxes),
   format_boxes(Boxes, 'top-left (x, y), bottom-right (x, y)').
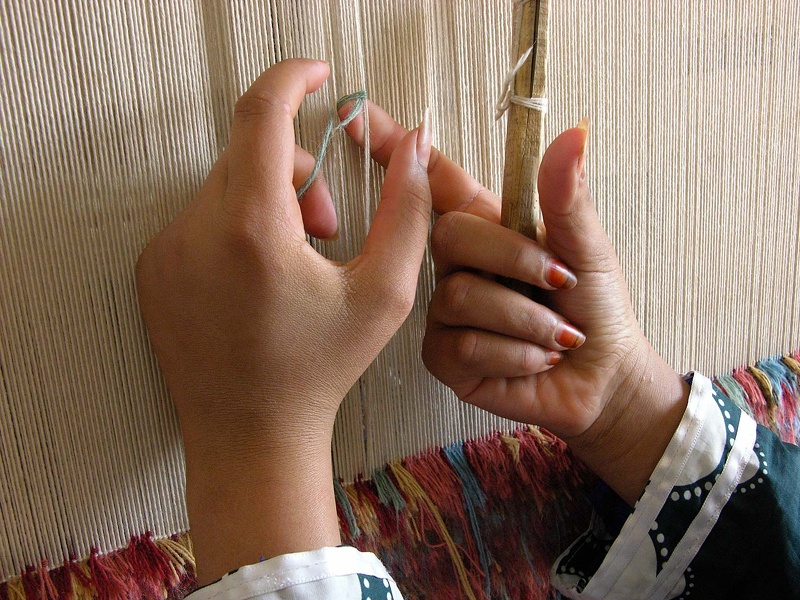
top-left (495, 45), bottom-right (549, 120)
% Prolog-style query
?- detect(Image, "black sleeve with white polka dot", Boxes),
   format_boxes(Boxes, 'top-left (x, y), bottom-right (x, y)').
top-left (551, 373), bottom-right (800, 599)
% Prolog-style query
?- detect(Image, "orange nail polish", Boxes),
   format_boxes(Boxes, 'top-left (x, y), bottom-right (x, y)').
top-left (546, 351), bottom-right (562, 366)
top-left (555, 323), bottom-right (586, 349)
top-left (546, 260), bottom-right (578, 289)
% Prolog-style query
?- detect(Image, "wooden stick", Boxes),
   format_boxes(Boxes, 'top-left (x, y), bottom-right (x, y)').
top-left (501, 0), bottom-right (549, 241)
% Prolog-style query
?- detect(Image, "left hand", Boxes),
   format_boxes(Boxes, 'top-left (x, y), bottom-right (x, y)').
top-left (135, 58), bottom-right (433, 582)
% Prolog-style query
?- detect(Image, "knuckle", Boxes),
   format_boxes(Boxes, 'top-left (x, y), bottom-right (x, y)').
top-left (386, 284), bottom-right (416, 318)
top-left (508, 239), bottom-right (532, 279)
top-left (455, 330), bottom-right (481, 367)
top-left (459, 184), bottom-right (488, 214)
top-left (233, 88), bottom-right (289, 124)
top-left (521, 306), bottom-right (541, 338)
top-left (521, 304), bottom-right (553, 340)
top-left (221, 213), bottom-right (261, 249)
top-left (439, 272), bottom-right (473, 316)
top-left (217, 204), bottom-right (274, 262)
top-left (430, 211), bottom-right (463, 262)
top-left (221, 225), bottom-right (271, 270)
top-left (404, 181), bottom-right (433, 223)
top-left (362, 271), bottom-right (416, 321)
top-left (518, 343), bottom-right (539, 373)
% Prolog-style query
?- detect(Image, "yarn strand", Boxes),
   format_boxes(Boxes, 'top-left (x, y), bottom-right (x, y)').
top-left (297, 91), bottom-right (368, 200)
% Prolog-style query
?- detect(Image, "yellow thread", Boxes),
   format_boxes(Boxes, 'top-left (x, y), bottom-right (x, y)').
top-left (389, 462), bottom-right (478, 600)
top-left (345, 486), bottom-right (381, 540)
top-left (5, 579), bottom-right (25, 600)
top-left (500, 434), bottom-right (521, 463)
top-left (156, 536), bottom-right (196, 571)
top-left (783, 355), bottom-right (800, 377)
top-left (749, 366), bottom-right (778, 427)
top-left (526, 425), bottom-right (557, 458)
top-left (71, 561), bottom-right (95, 599)
top-left (156, 541), bottom-right (187, 586)
top-left (528, 424), bottom-right (550, 443)
top-left (67, 570), bottom-right (86, 599)
top-left (388, 461), bottom-right (423, 542)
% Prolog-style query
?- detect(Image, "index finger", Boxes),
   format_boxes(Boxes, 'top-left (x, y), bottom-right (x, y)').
top-left (341, 101), bottom-right (501, 222)
top-left (226, 59), bottom-right (330, 206)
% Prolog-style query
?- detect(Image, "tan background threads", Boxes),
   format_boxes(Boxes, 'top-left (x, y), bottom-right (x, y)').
top-left (1, 0), bottom-right (798, 579)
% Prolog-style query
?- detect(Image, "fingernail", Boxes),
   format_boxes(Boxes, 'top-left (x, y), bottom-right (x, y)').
top-left (321, 228), bottom-right (339, 242)
top-left (337, 100), bottom-right (355, 121)
top-left (546, 351), bottom-right (563, 366)
top-left (576, 117), bottom-right (590, 177)
top-left (545, 259), bottom-right (577, 289)
top-left (555, 323), bottom-right (586, 349)
top-left (416, 107), bottom-right (432, 168)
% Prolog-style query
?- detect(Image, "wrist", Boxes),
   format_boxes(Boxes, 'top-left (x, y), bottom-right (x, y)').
top-left (174, 385), bottom-right (340, 463)
top-left (176, 398), bottom-right (342, 585)
top-left (565, 342), bottom-right (690, 505)
top-left (183, 424), bottom-right (340, 585)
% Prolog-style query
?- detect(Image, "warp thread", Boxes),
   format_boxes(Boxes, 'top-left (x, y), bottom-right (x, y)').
top-left (296, 91), bottom-right (368, 200)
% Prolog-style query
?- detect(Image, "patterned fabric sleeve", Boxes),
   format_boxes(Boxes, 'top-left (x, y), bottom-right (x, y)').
top-left (551, 372), bottom-right (800, 600)
top-left (185, 546), bottom-right (404, 600)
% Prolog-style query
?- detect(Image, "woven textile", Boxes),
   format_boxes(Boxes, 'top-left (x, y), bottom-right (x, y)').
top-left (1, 0), bottom-right (799, 586)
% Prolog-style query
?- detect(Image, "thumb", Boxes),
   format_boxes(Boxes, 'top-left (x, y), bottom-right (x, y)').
top-left (351, 111), bottom-right (432, 310)
top-left (538, 122), bottom-right (616, 272)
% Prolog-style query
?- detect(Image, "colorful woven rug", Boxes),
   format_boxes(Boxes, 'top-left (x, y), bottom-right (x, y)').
top-left (3, 352), bottom-right (797, 600)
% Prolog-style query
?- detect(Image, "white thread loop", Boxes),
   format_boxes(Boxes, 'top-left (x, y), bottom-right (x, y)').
top-left (495, 45), bottom-right (549, 120)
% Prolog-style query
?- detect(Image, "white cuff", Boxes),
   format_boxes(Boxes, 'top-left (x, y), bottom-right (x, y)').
top-left (552, 373), bottom-right (759, 600)
top-left (187, 546), bottom-right (403, 600)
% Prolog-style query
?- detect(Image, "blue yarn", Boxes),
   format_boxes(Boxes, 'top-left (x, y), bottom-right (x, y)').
top-left (444, 443), bottom-right (487, 508)
top-left (520, 531), bottom-right (544, 587)
top-left (444, 443), bottom-right (491, 597)
top-left (372, 467), bottom-right (407, 512)
top-left (755, 355), bottom-right (799, 408)
top-left (714, 374), bottom-right (752, 416)
top-left (296, 91), bottom-right (367, 200)
top-left (333, 478), bottom-right (361, 539)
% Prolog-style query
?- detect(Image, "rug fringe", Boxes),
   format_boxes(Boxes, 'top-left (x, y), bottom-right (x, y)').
top-left (715, 353), bottom-right (800, 444)
top-left (0, 534), bottom-right (195, 600)
top-left (3, 351), bottom-right (798, 599)
top-left (340, 427), bottom-right (592, 600)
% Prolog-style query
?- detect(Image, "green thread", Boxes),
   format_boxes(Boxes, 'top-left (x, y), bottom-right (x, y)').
top-left (296, 91), bottom-right (367, 200)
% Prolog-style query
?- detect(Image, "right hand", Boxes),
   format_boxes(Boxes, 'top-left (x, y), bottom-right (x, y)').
top-left (345, 107), bottom-right (689, 503)
top-left (424, 126), bottom-right (648, 441)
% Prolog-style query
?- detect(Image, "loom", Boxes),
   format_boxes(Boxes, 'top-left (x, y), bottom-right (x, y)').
top-left (1, 1), bottom-right (798, 598)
